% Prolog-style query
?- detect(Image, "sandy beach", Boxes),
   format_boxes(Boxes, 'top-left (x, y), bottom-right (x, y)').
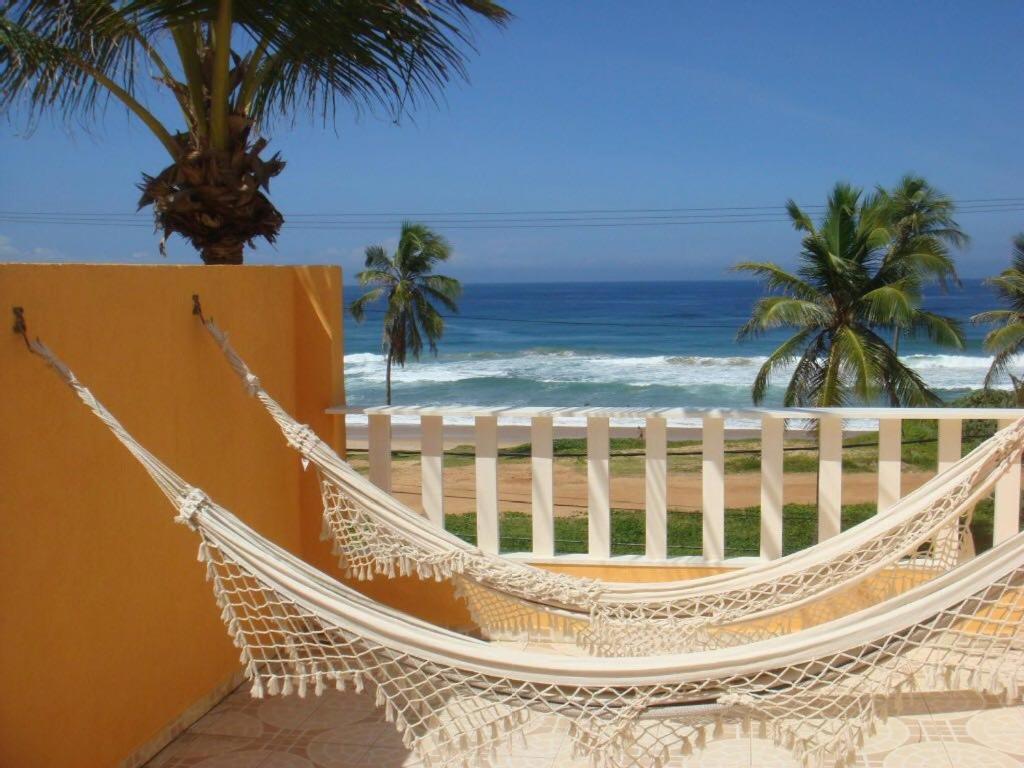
top-left (348, 450), bottom-right (934, 517)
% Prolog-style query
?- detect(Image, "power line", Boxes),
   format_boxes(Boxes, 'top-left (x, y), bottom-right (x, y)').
top-left (2, 197), bottom-right (1023, 232)
top-left (3, 195), bottom-right (1023, 220)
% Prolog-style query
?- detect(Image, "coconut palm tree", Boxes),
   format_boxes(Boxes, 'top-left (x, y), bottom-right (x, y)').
top-left (349, 222), bottom-right (461, 405)
top-left (735, 182), bottom-right (965, 407)
top-left (0, 1), bottom-right (510, 264)
top-left (877, 175), bottom-right (968, 353)
top-left (972, 235), bottom-right (1024, 391)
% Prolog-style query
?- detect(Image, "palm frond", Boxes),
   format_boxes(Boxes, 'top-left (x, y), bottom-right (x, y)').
top-left (971, 309), bottom-right (1017, 326)
top-left (785, 199), bottom-right (815, 233)
top-left (731, 261), bottom-right (818, 300)
top-left (349, 285), bottom-right (385, 322)
top-left (906, 310), bottom-right (964, 349)
top-left (737, 296), bottom-right (828, 339)
top-left (984, 345), bottom-right (1024, 389)
top-left (750, 328), bottom-right (815, 405)
top-left (859, 282), bottom-right (916, 328)
top-left (782, 333), bottom-right (827, 407)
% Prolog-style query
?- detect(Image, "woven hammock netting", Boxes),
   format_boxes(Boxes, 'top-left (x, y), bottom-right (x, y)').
top-left (26, 336), bottom-right (1024, 768)
top-left (203, 318), bottom-right (1024, 656)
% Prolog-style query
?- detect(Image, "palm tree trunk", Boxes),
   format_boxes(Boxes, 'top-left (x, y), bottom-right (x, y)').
top-left (386, 352), bottom-right (393, 406)
top-left (201, 241), bottom-right (244, 265)
top-left (892, 327), bottom-right (901, 356)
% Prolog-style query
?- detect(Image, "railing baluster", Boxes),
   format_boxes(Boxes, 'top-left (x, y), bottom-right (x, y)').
top-left (937, 418), bottom-right (962, 472)
top-left (932, 418), bottom-right (964, 563)
top-left (702, 415), bottom-right (725, 562)
top-left (531, 416), bottom-right (555, 557)
top-left (760, 415), bottom-right (783, 561)
top-left (818, 415), bottom-right (843, 541)
top-left (420, 415), bottom-right (444, 527)
top-left (644, 416), bottom-right (668, 561)
top-left (876, 418), bottom-right (902, 513)
top-left (367, 413), bottom-right (392, 491)
top-left (587, 416), bottom-right (611, 558)
top-left (995, 418), bottom-right (1022, 544)
top-left (475, 415), bottom-right (499, 553)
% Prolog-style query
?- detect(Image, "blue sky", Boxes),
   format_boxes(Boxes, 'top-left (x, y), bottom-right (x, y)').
top-left (2, 0), bottom-right (1023, 282)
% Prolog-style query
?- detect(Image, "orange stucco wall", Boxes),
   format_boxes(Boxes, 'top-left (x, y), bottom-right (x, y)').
top-left (0, 263), bottom-right (344, 768)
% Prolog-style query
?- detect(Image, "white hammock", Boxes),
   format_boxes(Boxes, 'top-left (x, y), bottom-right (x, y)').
top-left (27, 336), bottom-right (1024, 768)
top-left (202, 318), bottom-right (1024, 654)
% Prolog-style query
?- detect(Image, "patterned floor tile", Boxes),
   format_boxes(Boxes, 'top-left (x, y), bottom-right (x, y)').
top-left (191, 750), bottom-right (274, 768)
top-left (147, 734), bottom-right (256, 766)
top-left (861, 718), bottom-right (915, 755)
top-left (964, 707), bottom-right (1024, 755)
top-left (190, 709), bottom-right (266, 739)
top-left (256, 696), bottom-right (321, 730)
top-left (258, 752), bottom-right (317, 768)
top-left (936, 742), bottom-right (1024, 767)
top-left (145, 685), bottom-right (1024, 768)
top-left (881, 742), bottom-right (953, 768)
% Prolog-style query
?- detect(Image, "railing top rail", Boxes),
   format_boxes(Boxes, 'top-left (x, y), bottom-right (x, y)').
top-left (327, 405), bottom-right (1024, 420)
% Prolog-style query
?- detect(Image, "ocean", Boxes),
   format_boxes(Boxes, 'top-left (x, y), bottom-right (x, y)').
top-left (343, 280), bottom-right (1003, 414)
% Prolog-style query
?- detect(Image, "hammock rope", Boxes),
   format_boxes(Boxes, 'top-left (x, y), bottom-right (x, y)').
top-left (200, 315), bottom-right (1024, 655)
top-left (23, 331), bottom-right (1024, 768)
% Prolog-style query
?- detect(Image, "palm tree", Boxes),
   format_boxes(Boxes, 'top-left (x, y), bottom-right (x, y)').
top-left (735, 182), bottom-right (965, 407)
top-left (0, 1), bottom-right (510, 264)
top-left (877, 175), bottom-right (968, 353)
top-left (972, 235), bottom-right (1024, 392)
top-left (349, 222), bottom-right (461, 405)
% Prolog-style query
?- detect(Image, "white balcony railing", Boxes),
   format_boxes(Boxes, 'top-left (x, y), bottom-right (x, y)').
top-left (328, 405), bottom-right (1024, 566)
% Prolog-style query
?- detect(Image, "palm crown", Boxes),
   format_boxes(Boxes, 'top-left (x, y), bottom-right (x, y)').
top-left (0, 1), bottom-right (510, 263)
top-left (972, 235), bottom-right (1024, 388)
top-left (736, 182), bottom-right (965, 407)
top-left (350, 222), bottom-right (461, 404)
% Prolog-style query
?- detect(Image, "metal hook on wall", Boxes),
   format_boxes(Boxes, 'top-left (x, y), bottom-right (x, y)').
top-left (191, 294), bottom-right (207, 324)
top-left (12, 306), bottom-right (30, 350)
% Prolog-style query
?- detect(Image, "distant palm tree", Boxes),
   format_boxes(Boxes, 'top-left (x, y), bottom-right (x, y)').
top-left (735, 182), bottom-right (964, 407)
top-left (0, 2), bottom-right (509, 263)
top-left (877, 175), bottom-right (968, 353)
top-left (350, 223), bottom-right (461, 405)
top-left (972, 235), bottom-right (1024, 392)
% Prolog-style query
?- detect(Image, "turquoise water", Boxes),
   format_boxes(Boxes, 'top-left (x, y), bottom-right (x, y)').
top-left (344, 280), bottom-right (1002, 410)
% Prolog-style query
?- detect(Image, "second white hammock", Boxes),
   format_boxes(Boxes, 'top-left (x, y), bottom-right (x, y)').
top-left (203, 316), bottom-right (1024, 654)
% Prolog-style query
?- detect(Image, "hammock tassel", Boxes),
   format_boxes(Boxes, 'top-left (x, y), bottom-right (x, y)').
top-left (267, 676), bottom-right (280, 696)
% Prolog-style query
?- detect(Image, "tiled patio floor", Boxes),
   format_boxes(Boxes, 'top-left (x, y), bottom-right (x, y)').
top-left (145, 685), bottom-right (1024, 768)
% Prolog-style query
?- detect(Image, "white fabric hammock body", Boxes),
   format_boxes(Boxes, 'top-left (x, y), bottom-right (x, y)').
top-left (203, 319), bottom-right (1024, 654)
top-left (27, 338), bottom-right (1024, 768)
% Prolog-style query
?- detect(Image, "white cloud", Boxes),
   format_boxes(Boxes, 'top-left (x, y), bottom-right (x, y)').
top-left (0, 234), bottom-right (64, 262)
